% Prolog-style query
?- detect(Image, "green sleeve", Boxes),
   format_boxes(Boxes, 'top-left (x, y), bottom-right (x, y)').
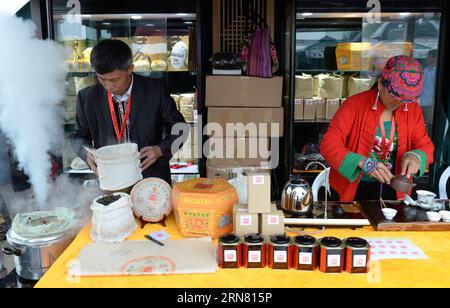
top-left (406, 150), bottom-right (428, 176)
top-left (338, 152), bottom-right (366, 182)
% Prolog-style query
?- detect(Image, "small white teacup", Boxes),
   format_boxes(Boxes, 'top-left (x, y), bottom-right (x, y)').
top-left (438, 210), bottom-right (450, 220)
top-left (426, 211), bottom-right (441, 222)
top-left (382, 208), bottom-right (397, 220)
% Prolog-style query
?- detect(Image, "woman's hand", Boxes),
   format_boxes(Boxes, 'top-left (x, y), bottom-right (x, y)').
top-left (370, 162), bottom-right (394, 184)
top-left (358, 159), bottom-right (393, 184)
top-left (401, 153), bottom-right (420, 179)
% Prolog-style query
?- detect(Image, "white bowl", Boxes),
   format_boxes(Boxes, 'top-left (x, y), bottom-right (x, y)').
top-left (416, 190), bottom-right (437, 204)
top-left (382, 208), bottom-right (397, 220)
top-left (439, 211), bottom-right (450, 220)
top-left (443, 218), bottom-right (450, 223)
top-left (426, 211), bottom-right (441, 222)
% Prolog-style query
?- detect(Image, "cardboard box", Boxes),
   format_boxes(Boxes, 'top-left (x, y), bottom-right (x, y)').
top-left (316, 98), bottom-right (326, 120)
top-left (294, 74), bottom-right (314, 99)
top-left (247, 172), bottom-right (271, 214)
top-left (294, 99), bottom-right (304, 120)
top-left (303, 99), bottom-right (316, 120)
top-left (206, 75), bottom-right (283, 107)
top-left (204, 137), bottom-right (271, 161)
top-left (271, 203), bottom-right (278, 212)
top-left (233, 203), bottom-right (248, 215)
top-left (259, 210), bottom-right (285, 237)
top-left (326, 99), bottom-right (340, 120)
top-left (335, 42), bottom-right (372, 71)
top-left (207, 107), bottom-right (284, 137)
top-left (234, 210), bottom-right (259, 236)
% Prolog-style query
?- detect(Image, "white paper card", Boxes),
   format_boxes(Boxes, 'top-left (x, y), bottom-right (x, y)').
top-left (149, 230), bottom-right (170, 241)
top-left (274, 251), bottom-right (287, 263)
top-left (327, 255), bottom-right (341, 267)
top-left (366, 238), bottom-right (428, 260)
top-left (253, 175), bottom-right (264, 185)
top-left (299, 252), bottom-right (312, 265)
top-left (224, 250), bottom-right (237, 262)
top-left (267, 215), bottom-right (280, 225)
top-left (353, 255), bottom-right (367, 268)
top-left (240, 215), bottom-right (252, 226)
top-left (248, 251), bottom-right (261, 263)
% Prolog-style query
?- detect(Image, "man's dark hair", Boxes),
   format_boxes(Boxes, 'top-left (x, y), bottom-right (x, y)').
top-left (90, 39), bottom-right (133, 74)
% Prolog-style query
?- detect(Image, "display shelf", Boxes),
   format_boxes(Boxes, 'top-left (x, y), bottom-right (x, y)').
top-left (66, 70), bottom-right (196, 76)
top-left (296, 69), bottom-right (370, 74)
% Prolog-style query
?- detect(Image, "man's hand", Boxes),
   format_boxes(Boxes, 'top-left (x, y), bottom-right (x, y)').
top-left (86, 152), bottom-right (98, 175)
top-left (140, 146), bottom-right (163, 172)
top-left (401, 153), bottom-right (420, 179)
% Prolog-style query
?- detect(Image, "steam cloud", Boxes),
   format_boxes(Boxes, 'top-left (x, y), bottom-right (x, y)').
top-left (0, 14), bottom-right (66, 207)
top-left (2, 175), bottom-right (102, 229)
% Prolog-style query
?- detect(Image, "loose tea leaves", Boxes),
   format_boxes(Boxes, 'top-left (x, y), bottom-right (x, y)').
top-left (97, 194), bottom-right (122, 206)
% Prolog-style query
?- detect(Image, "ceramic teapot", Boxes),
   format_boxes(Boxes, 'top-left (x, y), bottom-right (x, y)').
top-left (389, 175), bottom-right (416, 194)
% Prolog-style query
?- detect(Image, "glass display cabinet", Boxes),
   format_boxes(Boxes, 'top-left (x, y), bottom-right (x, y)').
top-left (287, 0), bottom-right (445, 192)
top-left (50, 0), bottom-right (203, 184)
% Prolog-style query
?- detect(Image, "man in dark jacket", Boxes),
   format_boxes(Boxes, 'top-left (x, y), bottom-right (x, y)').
top-left (71, 39), bottom-right (187, 185)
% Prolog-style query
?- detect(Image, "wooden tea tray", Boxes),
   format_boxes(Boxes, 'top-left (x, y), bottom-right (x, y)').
top-left (357, 200), bottom-right (450, 231)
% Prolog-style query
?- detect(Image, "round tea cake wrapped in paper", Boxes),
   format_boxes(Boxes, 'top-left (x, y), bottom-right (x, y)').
top-left (130, 178), bottom-right (172, 222)
top-left (95, 143), bottom-right (143, 191)
top-left (90, 193), bottom-right (137, 243)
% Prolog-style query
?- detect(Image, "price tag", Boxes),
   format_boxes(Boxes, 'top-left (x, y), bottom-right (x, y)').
top-left (240, 215), bottom-right (252, 226)
top-left (353, 255), bottom-right (367, 268)
top-left (299, 252), bottom-right (312, 265)
top-left (327, 254), bottom-right (341, 267)
top-left (253, 175), bottom-right (264, 185)
top-left (248, 251), bottom-right (261, 263)
top-left (267, 215), bottom-right (280, 225)
top-left (274, 251), bottom-right (287, 263)
top-left (224, 250), bottom-right (237, 262)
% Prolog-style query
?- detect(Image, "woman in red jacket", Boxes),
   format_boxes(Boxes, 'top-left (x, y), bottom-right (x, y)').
top-left (320, 55), bottom-right (434, 201)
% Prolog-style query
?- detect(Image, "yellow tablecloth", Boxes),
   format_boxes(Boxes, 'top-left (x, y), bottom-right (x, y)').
top-left (35, 214), bottom-right (450, 288)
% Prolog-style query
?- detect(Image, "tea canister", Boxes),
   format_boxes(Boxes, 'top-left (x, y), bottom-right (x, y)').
top-left (293, 235), bottom-right (318, 271)
top-left (268, 234), bottom-right (292, 270)
top-left (218, 234), bottom-right (242, 269)
top-left (345, 237), bottom-right (371, 274)
top-left (243, 234), bottom-right (266, 269)
top-left (319, 237), bottom-right (345, 273)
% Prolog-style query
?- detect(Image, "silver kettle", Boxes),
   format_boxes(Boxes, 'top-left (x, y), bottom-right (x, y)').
top-left (280, 176), bottom-right (313, 215)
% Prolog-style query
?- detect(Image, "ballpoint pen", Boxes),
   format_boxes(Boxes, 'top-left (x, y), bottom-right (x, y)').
top-left (145, 234), bottom-right (165, 246)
